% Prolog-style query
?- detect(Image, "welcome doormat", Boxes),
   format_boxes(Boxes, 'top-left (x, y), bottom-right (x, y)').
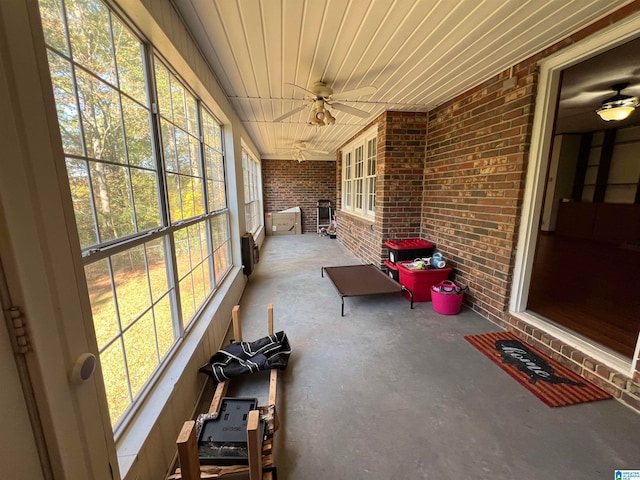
top-left (464, 332), bottom-right (612, 407)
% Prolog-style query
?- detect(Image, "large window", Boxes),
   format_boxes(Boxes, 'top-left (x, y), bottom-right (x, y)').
top-left (39, 0), bottom-right (232, 429)
top-left (242, 148), bottom-right (261, 234)
top-left (341, 126), bottom-right (377, 219)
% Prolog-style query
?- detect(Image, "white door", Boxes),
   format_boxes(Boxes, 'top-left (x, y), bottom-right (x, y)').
top-left (0, 253), bottom-right (46, 479)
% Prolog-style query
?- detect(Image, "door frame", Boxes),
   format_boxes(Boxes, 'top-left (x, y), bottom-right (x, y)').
top-left (509, 11), bottom-right (640, 377)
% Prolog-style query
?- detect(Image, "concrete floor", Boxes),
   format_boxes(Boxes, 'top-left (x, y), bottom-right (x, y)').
top-left (222, 234), bottom-right (640, 479)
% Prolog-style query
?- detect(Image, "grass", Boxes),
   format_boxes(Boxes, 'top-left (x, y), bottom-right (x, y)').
top-left (85, 251), bottom-right (215, 426)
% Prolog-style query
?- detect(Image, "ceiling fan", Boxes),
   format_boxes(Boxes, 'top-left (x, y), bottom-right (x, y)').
top-left (279, 141), bottom-right (330, 162)
top-left (274, 81), bottom-right (377, 125)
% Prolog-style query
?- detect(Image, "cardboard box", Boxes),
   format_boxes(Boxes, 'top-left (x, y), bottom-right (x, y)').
top-left (265, 207), bottom-right (302, 235)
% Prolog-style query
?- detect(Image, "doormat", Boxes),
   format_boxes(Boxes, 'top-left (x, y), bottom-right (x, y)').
top-left (464, 332), bottom-right (612, 407)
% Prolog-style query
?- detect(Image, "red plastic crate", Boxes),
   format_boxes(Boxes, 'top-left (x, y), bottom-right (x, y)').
top-left (396, 261), bottom-right (451, 302)
top-left (383, 259), bottom-right (399, 282)
top-left (384, 239), bottom-right (434, 264)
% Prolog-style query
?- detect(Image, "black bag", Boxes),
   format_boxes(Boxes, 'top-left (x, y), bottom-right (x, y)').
top-left (199, 331), bottom-right (291, 383)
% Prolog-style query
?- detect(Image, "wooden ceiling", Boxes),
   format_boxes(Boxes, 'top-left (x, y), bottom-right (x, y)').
top-left (172, 0), bottom-right (633, 160)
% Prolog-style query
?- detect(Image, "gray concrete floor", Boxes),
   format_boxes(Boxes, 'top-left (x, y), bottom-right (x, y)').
top-left (223, 233), bottom-right (640, 479)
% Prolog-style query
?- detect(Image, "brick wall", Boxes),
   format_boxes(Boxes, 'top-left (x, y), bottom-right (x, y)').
top-left (421, 3), bottom-right (640, 413)
top-left (262, 159), bottom-right (336, 233)
top-left (337, 111), bottom-right (427, 266)
top-left (422, 66), bottom-right (534, 325)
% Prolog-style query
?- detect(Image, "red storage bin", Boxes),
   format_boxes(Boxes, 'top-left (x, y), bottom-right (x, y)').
top-left (385, 239), bottom-right (434, 264)
top-left (396, 261), bottom-right (451, 302)
top-left (383, 259), bottom-right (399, 282)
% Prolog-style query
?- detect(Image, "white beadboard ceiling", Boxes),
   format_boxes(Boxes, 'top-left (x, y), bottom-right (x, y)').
top-left (172, 0), bottom-right (633, 160)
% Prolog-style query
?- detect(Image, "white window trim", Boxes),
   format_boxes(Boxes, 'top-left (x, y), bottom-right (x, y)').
top-left (509, 11), bottom-right (640, 377)
top-left (341, 125), bottom-right (377, 220)
top-left (242, 147), bottom-right (262, 234)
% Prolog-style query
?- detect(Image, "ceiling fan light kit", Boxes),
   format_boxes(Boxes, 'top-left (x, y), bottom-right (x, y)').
top-left (595, 83), bottom-right (638, 121)
top-left (308, 100), bottom-right (336, 126)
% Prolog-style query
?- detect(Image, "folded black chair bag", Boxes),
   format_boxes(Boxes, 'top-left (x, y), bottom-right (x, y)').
top-left (199, 331), bottom-right (291, 383)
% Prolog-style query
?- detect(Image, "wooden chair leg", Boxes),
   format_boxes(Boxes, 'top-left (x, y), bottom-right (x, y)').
top-left (176, 421), bottom-right (201, 480)
top-left (247, 410), bottom-right (263, 480)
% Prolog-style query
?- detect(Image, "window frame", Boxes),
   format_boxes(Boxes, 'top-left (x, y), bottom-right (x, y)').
top-left (39, 0), bottom-right (233, 433)
top-left (242, 147), bottom-right (262, 234)
top-left (341, 125), bottom-right (377, 220)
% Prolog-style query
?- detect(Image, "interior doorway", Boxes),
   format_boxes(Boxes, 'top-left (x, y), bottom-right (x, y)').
top-left (510, 16), bottom-right (640, 371)
top-left (526, 37), bottom-right (640, 359)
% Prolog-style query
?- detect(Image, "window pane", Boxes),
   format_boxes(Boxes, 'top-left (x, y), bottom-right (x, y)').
top-left (100, 339), bottom-right (129, 426)
top-left (180, 177), bottom-right (195, 219)
top-left (210, 215), bottom-right (227, 248)
top-left (213, 241), bottom-right (231, 282)
top-left (188, 223), bottom-right (204, 268)
top-left (174, 228), bottom-right (190, 279)
top-left (161, 121), bottom-right (177, 173)
top-left (179, 276), bottom-right (195, 326)
top-left (154, 294), bottom-right (174, 358)
top-left (368, 177), bottom-right (376, 212)
top-left (131, 169), bottom-right (160, 231)
top-left (355, 179), bottom-right (363, 209)
top-left (202, 256), bottom-right (212, 298)
top-left (47, 53), bottom-right (83, 155)
top-left (66, 0), bottom-right (116, 85)
top-left (39, 0), bottom-right (69, 54)
top-left (90, 162), bottom-right (135, 242)
top-left (112, 245), bottom-right (151, 329)
top-left (192, 263), bottom-right (205, 311)
top-left (192, 177), bottom-right (205, 217)
top-left (186, 93), bottom-right (198, 136)
top-left (190, 136), bottom-right (202, 177)
top-left (112, 19), bottom-right (147, 104)
top-left (85, 259), bottom-right (118, 349)
top-left (175, 129), bottom-right (191, 175)
top-left (171, 80), bottom-right (187, 131)
top-left (77, 70), bottom-right (125, 163)
top-left (123, 311), bottom-right (158, 397)
top-left (146, 238), bottom-right (169, 302)
top-left (166, 173), bottom-right (182, 223)
top-left (154, 60), bottom-right (172, 120)
top-left (66, 159), bottom-right (98, 247)
top-left (211, 181), bottom-right (226, 212)
top-left (122, 96), bottom-right (153, 168)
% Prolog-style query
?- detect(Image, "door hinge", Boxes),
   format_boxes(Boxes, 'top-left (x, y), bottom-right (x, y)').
top-left (6, 306), bottom-right (29, 354)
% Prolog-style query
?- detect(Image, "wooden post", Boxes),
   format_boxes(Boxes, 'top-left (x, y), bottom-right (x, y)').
top-left (247, 410), bottom-right (263, 480)
top-left (232, 305), bottom-right (242, 341)
top-left (209, 380), bottom-right (229, 414)
top-left (176, 421), bottom-right (201, 480)
top-left (267, 304), bottom-right (278, 406)
top-left (267, 303), bottom-right (274, 335)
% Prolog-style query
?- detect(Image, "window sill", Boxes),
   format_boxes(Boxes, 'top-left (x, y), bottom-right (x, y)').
top-left (116, 266), bottom-right (244, 479)
top-left (338, 209), bottom-right (376, 225)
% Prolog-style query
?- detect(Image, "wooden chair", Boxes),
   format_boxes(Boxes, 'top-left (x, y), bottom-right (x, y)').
top-left (174, 304), bottom-right (279, 480)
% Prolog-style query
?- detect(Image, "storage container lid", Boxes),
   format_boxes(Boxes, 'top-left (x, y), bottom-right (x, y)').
top-left (383, 259), bottom-right (398, 270)
top-left (384, 238), bottom-right (434, 250)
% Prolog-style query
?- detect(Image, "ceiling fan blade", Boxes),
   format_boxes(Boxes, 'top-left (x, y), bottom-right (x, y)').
top-left (330, 85), bottom-right (377, 101)
top-left (273, 103), bottom-right (309, 122)
top-left (285, 83), bottom-right (317, 99)
top-left (308, 148), bottom-right (330, 154)
top-left (330, 103), bottom-right (371, 118)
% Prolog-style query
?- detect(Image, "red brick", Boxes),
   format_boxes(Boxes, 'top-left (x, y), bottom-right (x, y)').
top-left (583, 357), bottom-right (597, 372)
top-left (620, 392), bottom-right (640, 411)
top-left (611, 373), bottom-right (629, 390)
top-left (583, 371), bottom-right (622, 398)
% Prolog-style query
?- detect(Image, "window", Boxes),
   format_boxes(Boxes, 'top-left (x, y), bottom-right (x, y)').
top-left (242, 148), bottom-right (262, 234)
top-left (341, 126), bottom-right (377, 219)
top-left (39, 0), bottom-right (231, 429)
